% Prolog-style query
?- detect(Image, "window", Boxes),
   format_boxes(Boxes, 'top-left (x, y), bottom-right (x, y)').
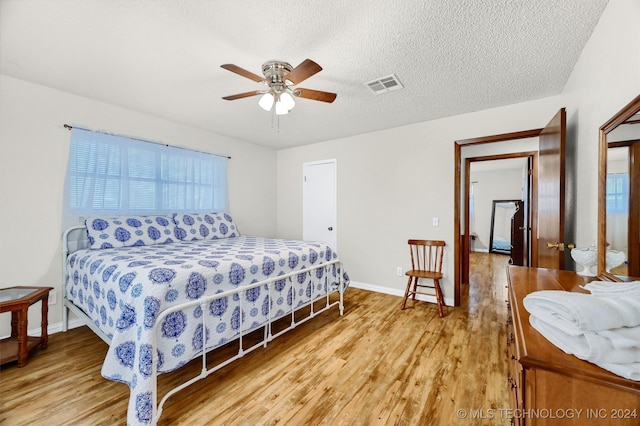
top-left (606, 173), bottom-right (629, 213)
top-left (64, 128), bottom-right (228, 217)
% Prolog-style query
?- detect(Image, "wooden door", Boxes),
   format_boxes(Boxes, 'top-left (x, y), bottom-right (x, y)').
top-left (629, 141), bottom-right (640, 276)
top-left (537, 108), bottom-right (567, 269)
top-left (522, 156), bottom-right (533, 266)
top-left (510, 200), bottom-right (525, 266)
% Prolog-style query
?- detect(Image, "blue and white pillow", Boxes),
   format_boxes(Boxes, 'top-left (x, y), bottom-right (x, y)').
top-left (86, 215), bottom-right (175, 249)
top-left (173, 212), bottom-right (240, 241)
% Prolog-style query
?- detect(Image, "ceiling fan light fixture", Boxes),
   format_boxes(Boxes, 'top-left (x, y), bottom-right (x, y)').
top-left (258, 93), bottom-right (274, 111)
top-left (279, 92), bottom-right (295, 110)
top-left (275, 99), bottom-right (290, 115)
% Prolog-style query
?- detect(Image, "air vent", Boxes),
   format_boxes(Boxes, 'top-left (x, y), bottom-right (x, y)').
top-left (365, 74), bottom-right (403, 94)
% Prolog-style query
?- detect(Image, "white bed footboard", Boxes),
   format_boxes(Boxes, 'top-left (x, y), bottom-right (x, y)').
top-left (151, 259), bottom-right (344, 424)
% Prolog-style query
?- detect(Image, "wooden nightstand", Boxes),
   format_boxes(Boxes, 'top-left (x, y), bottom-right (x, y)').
top-left (0, 286), bottom-right (54, 367)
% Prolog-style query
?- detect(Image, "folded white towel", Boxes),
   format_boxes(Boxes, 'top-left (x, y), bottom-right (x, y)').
top-left (597, 362), bottom-right (640, 381)
top-left (523, 290), bottom-right (640, 334)
top-left (597, 327), bottom-right (640, 349)
top-left (582, 281), bottom-right (640, 298)
top-left (530, 316), bottom-right (640, 364)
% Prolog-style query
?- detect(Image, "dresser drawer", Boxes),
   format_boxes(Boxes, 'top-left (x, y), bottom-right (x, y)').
top-left (506, 292), bottom-right (523, 425)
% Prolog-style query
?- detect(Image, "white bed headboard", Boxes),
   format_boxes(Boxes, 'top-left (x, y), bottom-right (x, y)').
top-left (61, 225), bottom-right (89, 307)
top-left (63, 225), bottom-right (90, 256)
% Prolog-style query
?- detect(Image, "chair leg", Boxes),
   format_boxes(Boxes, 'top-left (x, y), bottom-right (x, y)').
top-left (401, 276), bottom-right (412, 310)
top-left (434, 278), bottom-right (444, 317)
top-left (411, 277), bottom-right (418, 300)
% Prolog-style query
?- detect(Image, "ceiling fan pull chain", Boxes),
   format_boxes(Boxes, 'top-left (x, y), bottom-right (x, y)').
top-left (270, 106), bottom-right (280, 132)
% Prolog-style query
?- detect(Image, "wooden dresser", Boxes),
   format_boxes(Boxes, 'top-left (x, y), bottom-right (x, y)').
top-left (506, 266), bottom-right (640, 426)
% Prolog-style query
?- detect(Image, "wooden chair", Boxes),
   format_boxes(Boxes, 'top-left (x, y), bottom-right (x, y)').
top-left (401, 239), bottom-right (446, 317)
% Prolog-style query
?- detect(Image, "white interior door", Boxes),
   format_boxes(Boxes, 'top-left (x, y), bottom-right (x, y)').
top-left (303, 159), bottom-right (337, 250)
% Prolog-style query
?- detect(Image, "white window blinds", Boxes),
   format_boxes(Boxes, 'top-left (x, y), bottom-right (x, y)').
top-left (64, 128), bottom-right (228, 217)
top-left (606, 173), bottom-right (629, 213)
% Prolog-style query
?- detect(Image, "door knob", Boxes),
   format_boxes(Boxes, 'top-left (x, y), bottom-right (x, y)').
top-left (328, 227), bottom-right (333, 231)
top-left (546, 242), bottom-right (575, 251)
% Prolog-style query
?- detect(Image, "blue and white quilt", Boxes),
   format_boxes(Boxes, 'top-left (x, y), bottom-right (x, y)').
top-left (65, 236), bottom-right (349, 425)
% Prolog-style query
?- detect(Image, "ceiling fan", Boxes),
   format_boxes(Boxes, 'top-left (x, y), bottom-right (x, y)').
top-left (221, 59), bottom-right (337, 115)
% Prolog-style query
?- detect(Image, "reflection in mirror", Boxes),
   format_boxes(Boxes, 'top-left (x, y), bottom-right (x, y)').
top-left (489, 200), bottom-right (519, 255)
top-left (598, 94), bottom-right (640, 278)
top-left (606, 147), bottom-right (630, 275)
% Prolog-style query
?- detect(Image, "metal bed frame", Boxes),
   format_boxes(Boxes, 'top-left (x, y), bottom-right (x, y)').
top-left (61, 225), bottom-right (346, 424)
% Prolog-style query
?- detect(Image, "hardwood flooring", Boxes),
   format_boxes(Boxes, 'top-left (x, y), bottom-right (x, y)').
top-left (0, 253), bottom-right (510, 425)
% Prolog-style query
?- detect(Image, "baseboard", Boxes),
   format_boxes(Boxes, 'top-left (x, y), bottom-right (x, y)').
top-left (9, 282), bottom-right (450, 339)
top-left (349, 280), bottom-right (454, 307)
top-left (471, 248), bottom-right (489, 253)
top-left (2, 316), bottom-right (86, 339)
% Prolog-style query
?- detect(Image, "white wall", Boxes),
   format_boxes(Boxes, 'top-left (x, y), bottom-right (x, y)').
top-left (276, 95), bottom-right (564, 301)
top-left (0, 75), bottom-right (277, 334)
top-left (276, 0), bottom-right (640, 302)
top-left (470, 168), bottom-right (524, 252)
top-left (562, 0), bottom-right (640, 248)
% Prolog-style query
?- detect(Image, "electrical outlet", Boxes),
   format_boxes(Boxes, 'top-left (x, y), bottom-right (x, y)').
top-left (432, 217), bottom-right (439, 227)
top-left (396, 266), bottom-right (403, 276)
top-left (50, 289), bottom-right (58, 305)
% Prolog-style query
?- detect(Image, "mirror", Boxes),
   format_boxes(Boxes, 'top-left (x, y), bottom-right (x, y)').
top-left (489, 200), bottom-right (520, 255)
top-left (598, 95), bottom-right (640, 278)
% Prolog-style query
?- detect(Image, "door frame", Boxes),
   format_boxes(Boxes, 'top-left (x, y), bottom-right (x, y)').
top-left (454, 129), bottom-right (542, 306)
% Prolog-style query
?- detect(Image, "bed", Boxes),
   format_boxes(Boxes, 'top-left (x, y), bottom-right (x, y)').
top-left (61, 212), bottom-right (349, 425)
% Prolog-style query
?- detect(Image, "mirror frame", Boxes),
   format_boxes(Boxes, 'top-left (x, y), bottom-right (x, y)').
top-left (597, 94), bottom-right (640, 279)
top-left (489, 199), bottom-right (520, 255)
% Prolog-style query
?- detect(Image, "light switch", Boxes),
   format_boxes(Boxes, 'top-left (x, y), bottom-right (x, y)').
top-left (432, 217), bottom-right (439, 226)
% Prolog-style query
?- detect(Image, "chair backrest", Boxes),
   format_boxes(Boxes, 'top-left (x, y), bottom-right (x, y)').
top-left (408, 239), bottom-right (445, 273)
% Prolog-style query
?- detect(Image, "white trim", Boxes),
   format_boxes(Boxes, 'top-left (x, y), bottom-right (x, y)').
top-left (1, 316), bottom-right (86, 340)
top-left (348, 281), bottom-right (454, 307)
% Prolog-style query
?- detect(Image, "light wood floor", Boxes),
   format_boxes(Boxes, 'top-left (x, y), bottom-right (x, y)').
top-left (0, 252), bottom-right (510, 425)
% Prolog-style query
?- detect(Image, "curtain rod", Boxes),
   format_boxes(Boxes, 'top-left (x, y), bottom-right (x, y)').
top-left (63, 124), bottom-right (231, 159)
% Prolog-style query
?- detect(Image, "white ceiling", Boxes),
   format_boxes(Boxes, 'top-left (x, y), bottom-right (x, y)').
top-left (0, 0), bottom-right (609, 150)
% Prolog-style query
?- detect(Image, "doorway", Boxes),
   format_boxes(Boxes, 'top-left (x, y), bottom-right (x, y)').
top-left (454, 129), bottom-right (542, 306)
top-left (302, 159), bottom-right (337, 250)
top-left (454, 108), bottom-right (569, 307)
top-left (465, 152), bottom-right (538, 284)
top-left (469, 156), bottom-right (532, 262)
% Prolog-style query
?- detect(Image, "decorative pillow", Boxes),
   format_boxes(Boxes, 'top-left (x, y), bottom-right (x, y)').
top-left (85, 215), bottom-right (175, 249)
top-left (173, 212), bottom-right (240, 241)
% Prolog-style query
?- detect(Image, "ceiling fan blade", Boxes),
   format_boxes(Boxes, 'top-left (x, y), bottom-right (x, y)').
top-left (293, 88), bottom-right (337, 103)
top-left (222, 90), bottom-right (263, 100)
top-left (285, 59), bottom-right (322, 85)
top-left (220, 64), bottom-right (264, 83)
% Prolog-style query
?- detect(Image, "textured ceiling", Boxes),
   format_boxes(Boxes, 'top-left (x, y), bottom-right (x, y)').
top-left (0, 0), bottom-right (609, 149)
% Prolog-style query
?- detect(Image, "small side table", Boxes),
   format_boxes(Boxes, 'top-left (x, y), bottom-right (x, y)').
top-left (0, 286), bottom-right (53, 367)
